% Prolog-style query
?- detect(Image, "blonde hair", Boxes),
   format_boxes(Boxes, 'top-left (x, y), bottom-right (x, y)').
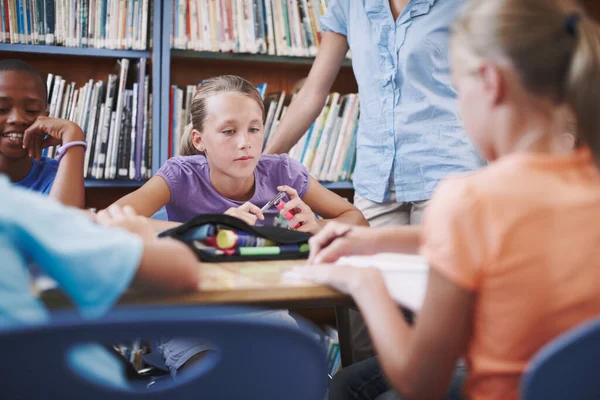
top-left (180, 75), bottom-right (265, 156)
top-left (452, 0), bottom-right (600, 165)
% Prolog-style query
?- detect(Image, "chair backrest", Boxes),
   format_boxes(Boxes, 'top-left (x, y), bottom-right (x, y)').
top-left (521, 316), bottom-right (600, 400)
top-left (0, 306), bottom-right (328, 400)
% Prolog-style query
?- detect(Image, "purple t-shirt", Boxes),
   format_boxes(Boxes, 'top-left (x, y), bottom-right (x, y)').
top-left (155, 154), bottom-right (310, 224)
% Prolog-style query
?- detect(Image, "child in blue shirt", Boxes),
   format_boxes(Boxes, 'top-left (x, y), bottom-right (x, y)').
top-left (0, 175), bottom-right (200, 386)
top-left (0, 59), bottom-right (86, 208)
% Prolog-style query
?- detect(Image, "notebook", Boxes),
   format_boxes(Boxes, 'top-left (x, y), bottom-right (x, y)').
top-left (284, 253), bottom-right (429, 311)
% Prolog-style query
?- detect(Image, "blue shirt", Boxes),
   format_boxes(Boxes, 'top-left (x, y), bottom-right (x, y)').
top-left (0, 176), bottom-right (143, 387)
top-left (321, 0), bottom-right (484, 202)
top-left (15, 156), bottom-right (58, 195)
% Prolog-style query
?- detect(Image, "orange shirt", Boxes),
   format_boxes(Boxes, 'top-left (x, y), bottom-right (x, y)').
top-left (421, 148), bottom-right (600, 400)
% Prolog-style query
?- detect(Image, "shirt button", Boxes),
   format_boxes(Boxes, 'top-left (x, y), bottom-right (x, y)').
top-left (388, 131), bottom-right (394, 137)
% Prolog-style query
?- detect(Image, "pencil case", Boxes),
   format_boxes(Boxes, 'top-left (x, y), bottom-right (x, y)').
top-left (158, 214), bottom-right (312, 262)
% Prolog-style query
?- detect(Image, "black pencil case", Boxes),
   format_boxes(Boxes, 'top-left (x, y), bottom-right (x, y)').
top-left (158, 214), bottom-right (312, 262)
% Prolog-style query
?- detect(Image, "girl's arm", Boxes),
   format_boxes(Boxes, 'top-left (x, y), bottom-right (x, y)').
top-left (307, 223), bottom-right (422, 264)
top-left (298, 265), bottom-right (474, 400)
top-left (303, 176), bottom-right (368, 228)
top-left (356, 269), bottom-right (473, 400)
top-left (263, 31), bottom-right (349, 155)
top-left (112, 176), bottom-right (181, 231)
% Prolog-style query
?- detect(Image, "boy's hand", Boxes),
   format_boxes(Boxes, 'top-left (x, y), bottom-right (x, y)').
top-left (22, 116), bottom-right (85, 161)
top-left (96, 205), bottom-right (156, 242)
top-left (277, 185), bottom-right (319, 233)
top-left (224, 202), bottom-right (265, 226)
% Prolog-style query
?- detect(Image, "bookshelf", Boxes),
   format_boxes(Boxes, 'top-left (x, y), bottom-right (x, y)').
top-left (0, 0), bottom-right (163, 208)
top-left (160, 1), bottom-right (358, 205)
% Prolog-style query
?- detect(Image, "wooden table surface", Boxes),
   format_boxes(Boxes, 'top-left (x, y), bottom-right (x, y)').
top-left (42, 259), bottom-right (352, 309)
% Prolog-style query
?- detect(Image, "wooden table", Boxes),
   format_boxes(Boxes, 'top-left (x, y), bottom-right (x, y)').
top-left (41, 259), bottom-right (356, 367)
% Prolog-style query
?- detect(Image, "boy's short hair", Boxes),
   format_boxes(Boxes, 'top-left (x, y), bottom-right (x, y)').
top-left (0, 59), bottom-right (47, 103)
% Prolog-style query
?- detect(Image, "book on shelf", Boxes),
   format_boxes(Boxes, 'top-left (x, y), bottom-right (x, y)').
top-left (0, 0), bottom-right (151, 50)
top-left (168, 83), bottom-right (358, 183)
top-left (170, 0), bottom-right (352, 59)
top-left (271, 91), bottom-right (358, 183)
top-left (43, 58), bottom-right (153, 181)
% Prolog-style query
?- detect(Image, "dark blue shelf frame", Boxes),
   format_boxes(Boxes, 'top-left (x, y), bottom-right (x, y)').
top-left (0, 43), bottom-right (151, 58)
top-left (171, 49), bottom-right (353, 68)
top-left (320, 181), bottom-right (354, 190)
top-left (84, 180), bottom-right (147, 188)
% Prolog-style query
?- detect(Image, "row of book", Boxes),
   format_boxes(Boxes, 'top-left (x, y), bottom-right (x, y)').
top-left (0, 0), bottom-right (151, 49)
top-left (168, 83), bottom-right (357, 182)
top-left (43, 58), bottom-right (153, 180)
top-left (171, 0), bottom-right (336, 58)
top-left (268, 91), bottom-right (358, 182)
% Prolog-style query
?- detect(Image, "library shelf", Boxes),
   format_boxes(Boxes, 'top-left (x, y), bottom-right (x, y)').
top-left (0, 44), bottom-right (151, 59)
top-left (171, 49), bottom-right (352, 67)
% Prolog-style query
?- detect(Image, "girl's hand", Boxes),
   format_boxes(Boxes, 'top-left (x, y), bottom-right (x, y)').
top-left (277, 185), bottom-right (320, 233)
top-left (22, 116), bottom-right (85, 161)
top-left (225, 202), bottom-right (265, 226)
top-left (291, 264), bottom-right (385, 296)
top-left (307, 221), bottom-right (373, 264)
top-left (96, 205), bottom-right (156, 242)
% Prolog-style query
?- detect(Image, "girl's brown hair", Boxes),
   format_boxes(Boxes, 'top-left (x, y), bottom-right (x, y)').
top-left (180, 75), bottom-right (265, 156)
top-left (452, 0), bottom-right (600, 165)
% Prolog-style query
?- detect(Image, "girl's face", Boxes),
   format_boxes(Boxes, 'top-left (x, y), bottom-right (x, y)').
top-left (193, 92), bottom-right (264, 179)
top-left (451, 41), bottom-right (498, 162)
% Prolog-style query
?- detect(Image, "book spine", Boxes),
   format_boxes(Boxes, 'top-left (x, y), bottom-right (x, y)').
top-left (83, 81), bottom-right (100, 177)
top-left (81, 0), bottom-right (88, 46)
top-left (140, 78), bottom-right (149, 177)
top-left (36, 0), bottom-right (44, 44)
top-left (125, 0), bottom-right (132, 48)
top-left (134, 58), bottom-right (145, 180)
top-left (17, 0), bottom-right (24, 43)
top-left (146, 93), bottom-right (152, 177)
top-left (8, 0), bottom-right (16, 43)
top-left (107, 58), bottom-right (128, 178)
top-left (139, 0), bottom-right (147, 49)
top-left (29, 0), bottom-right (36, 43)
top-left (116, 90), bottom-right (131, 178)
top-left (96, 73), bottom-right (117, 179)
top-left (131, 0), bottom-right (138, 48)
top-left (168, 85), bottom-right (173, 158)
top-left (0, 0), bottom-right (6, 42)
top-left (54, 78), bottom-right (66, 120)
top-left (90, 103), bottom-right (104, 177)
top-left (24, 0), bottom-right (30, 44)
top-left (118, 0), bottom-right (125, 48)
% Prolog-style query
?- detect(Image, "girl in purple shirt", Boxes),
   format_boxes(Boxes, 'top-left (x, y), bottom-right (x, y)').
top-left (114, 75), bottom-right (367, 233)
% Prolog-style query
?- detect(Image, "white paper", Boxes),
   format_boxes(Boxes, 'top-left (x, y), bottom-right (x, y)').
top-left (336, 253), bottom-right (429, 311)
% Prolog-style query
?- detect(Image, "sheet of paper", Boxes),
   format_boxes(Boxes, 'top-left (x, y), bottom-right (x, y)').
top-left (336, 253), bottom-right (428, 311)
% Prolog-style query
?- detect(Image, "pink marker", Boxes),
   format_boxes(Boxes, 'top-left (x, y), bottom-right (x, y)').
top-left (262, 191), bottom-right (301, 229)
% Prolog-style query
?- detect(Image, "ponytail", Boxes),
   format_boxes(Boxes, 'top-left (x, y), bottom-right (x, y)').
top-left (565, 15), bottom-right (600, 165)
top-left (180, 123), bottom-right (201, 156)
